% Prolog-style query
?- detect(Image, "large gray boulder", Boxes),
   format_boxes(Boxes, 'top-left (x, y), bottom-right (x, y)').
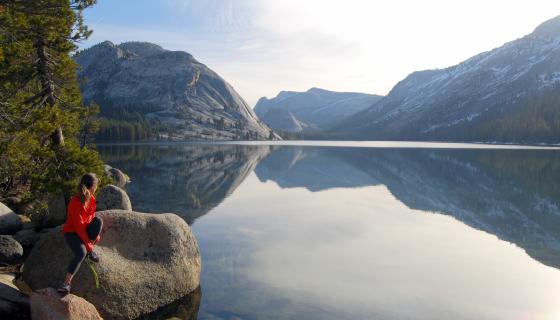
top-left (0, 202), bottom-right (22, 234)
top-left (95, 185), bottom-right (132, 211)
top-left (22, 210), bottom-right (201, 319)
top-left (0, 235), bottom-right (23, 265)
top-left (30, 287), bottom-right (102, 320)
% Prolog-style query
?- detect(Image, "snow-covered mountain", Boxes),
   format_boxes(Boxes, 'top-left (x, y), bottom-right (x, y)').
top-left (254, 88), bottom-right (382, 132)
top-left (331, 15), bottom-right (560, 143)
top-left (75, 41), bottom-right (278, 141)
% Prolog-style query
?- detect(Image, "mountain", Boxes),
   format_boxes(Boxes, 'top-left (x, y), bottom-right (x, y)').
top-left (75, 41), bottom-right (278, 141)
top-left (331, 15), bottom-right (560, 143)
top-left (254, 88), bottom-right (382, 132)
top-left (258, 107), bottom-right (308, 132)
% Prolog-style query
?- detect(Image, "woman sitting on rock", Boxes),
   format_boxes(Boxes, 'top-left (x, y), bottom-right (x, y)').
top-left (58, 173), bottom-right (103, 294)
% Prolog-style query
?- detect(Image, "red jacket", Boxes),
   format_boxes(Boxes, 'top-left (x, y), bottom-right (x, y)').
top-left (62, 194), bottom-right (97, 252)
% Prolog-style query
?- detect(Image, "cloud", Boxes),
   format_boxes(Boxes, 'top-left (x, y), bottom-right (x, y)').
top-left (164, 0), bottom-right (255, 32)
top-left (83, 0), bottom-right (560, 107)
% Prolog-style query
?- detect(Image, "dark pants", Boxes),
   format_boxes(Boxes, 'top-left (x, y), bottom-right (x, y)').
top-left (64, 216), bottom-right (103, 275)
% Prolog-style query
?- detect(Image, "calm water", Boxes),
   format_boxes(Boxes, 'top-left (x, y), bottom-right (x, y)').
top-left (98, 142), bottom-right (560, 320)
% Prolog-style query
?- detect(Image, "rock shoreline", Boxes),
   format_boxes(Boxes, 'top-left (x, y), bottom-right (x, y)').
top-left (0, 167), bottom-right (202, 319)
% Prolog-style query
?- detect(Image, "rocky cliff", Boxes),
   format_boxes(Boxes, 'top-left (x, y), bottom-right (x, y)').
top-left (75, 41), bottom-right (278, 141)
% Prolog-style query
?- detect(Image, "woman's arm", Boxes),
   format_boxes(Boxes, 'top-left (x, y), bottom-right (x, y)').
top-left (91, 196), bottom-right (96, 213)
top-left (67, 200), bottom-right (94, 252)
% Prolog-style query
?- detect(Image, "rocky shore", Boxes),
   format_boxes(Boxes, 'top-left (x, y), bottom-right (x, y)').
top-left (0, 167), bottom-right (202, 319)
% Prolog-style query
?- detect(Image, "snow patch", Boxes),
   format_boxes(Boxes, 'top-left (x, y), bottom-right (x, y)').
top-left (538, 72), bottom-right (560, 89)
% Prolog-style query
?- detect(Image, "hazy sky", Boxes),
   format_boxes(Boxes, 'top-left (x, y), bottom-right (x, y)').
top-left (81, 0), bottom-right (560, 107)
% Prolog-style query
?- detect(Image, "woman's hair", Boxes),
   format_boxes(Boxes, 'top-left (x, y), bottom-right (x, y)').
top-left (77, 173), bottom-right (99, 205)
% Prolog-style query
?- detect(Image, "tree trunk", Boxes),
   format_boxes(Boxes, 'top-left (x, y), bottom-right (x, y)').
top-left (35, 34), bottom-right (65, 146)
top-left (50, 127), bottom-right (65, 146)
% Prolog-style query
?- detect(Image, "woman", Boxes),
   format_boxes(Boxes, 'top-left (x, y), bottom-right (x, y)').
top-left (57, 173), bottom-right (103, 294)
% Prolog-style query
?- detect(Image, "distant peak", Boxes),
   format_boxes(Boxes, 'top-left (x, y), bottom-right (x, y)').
top-left (533, 15), bottom-right (560, 39)
top-left (307, 87), bottom-right (327, 93)
top-left (277, 90), bottom-right (298, 99)
top-left (93, 40), bottom-right (116, 49)
top-left (119, 41), bottom-right (163, 49)
top-left (118, 41), bottom-right (166, 57)
top-left (256, 96), bottom-right (269, 103)
top-left (74, 40), bottom-right (118, 58)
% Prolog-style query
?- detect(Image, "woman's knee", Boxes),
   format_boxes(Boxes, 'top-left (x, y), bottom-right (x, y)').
top-left (92, 216), bottom-right (103, 228)
top-left (87, 216), bottom-right (103, 240)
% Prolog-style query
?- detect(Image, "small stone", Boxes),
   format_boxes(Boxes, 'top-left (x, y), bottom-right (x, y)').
top-left (30, 287), bottom-right (102, 320)
top-left (0, 202), bottom-right (23, 234)
top-left (0, 235), bottom-right (23, 265)
top-left (108, 167), bottom-right (129, 188)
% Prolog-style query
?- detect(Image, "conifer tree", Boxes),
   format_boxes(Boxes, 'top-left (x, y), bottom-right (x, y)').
top-left (0, 0), bottom-right (105, 209)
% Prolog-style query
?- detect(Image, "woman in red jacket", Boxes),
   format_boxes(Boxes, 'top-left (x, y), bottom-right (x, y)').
top-left (57, 173), bottom-right (103, 294)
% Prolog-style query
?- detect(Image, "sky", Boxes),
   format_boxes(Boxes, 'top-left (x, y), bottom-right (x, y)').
top-left (81, 0), bottom-right (560, 107)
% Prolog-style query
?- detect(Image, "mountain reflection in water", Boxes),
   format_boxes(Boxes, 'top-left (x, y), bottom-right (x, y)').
top-left (98, 144), bottom-right (271, 224)
top-left (99, 144), bottom-right (560, 270)
top-left (256, 147), bottom-right (560, 270)
top-left (98, 143), bottom-right (560, 319)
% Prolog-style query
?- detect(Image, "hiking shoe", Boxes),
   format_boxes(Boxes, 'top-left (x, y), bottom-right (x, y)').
top-left (88, 251), bottom-right (100, 263)
top-left (57, 283), bottom-right (71, 295)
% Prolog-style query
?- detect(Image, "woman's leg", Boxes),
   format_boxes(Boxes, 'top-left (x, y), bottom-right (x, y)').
top-left (63, 233), bottom-right (87, 284)
top-left (86, 216), bottom-right (103, 242)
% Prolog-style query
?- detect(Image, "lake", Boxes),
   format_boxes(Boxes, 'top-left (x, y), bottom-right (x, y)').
top-left (98, 141), bottom-right (560, 320)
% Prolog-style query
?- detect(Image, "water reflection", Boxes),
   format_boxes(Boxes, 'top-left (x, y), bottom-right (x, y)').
top-left (97, 143), bottom-right (560, 319)
top-left (138, 286), bottom-right (201, 320)
top-left (256, 147), bottom-right (560, 270)
top-left (255, 147), bottom-right (376, 191)
top-left (98, 144), bottom-right (271, 223)
top-left (99, 144), bottom-right (560, 269)
top-left (194, 170), bottom-right (560, 319)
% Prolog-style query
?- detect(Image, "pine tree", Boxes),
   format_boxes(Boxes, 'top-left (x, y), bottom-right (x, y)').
top-left (78, 102), bottom-right (100, 147)
top-left (0, 0), bottom-right (106, 208)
